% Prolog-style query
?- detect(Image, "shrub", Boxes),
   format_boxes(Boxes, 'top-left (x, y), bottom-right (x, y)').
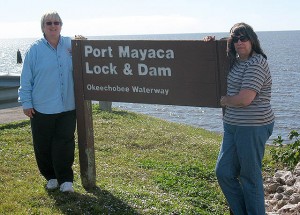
top-left (269, 130), bottom-right (300, 170)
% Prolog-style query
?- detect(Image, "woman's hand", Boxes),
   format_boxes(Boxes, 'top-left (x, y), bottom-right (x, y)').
top-left (203, 36), bottom-right (215, 42)
top-left (220, 96), bottom-right (226, 107)
top-left (23, 108), bottom-right (35, 118)
top-left (220, 89), bottom-right (257, 108)
top-left (74, 35), bottom-right (87, 40)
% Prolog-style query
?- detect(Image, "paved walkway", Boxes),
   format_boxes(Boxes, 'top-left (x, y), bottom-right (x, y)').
top-left (0, 106), bottom-right (29, 124)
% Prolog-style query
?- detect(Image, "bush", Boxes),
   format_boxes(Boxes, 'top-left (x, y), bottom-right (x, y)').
top-left (269, 130), bottom-right (300, 170)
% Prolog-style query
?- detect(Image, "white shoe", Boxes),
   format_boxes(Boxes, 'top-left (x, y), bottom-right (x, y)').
top-left (60, 182), bottom-right (74, 192)
top-left (46, 179), bottom-right (59, 190)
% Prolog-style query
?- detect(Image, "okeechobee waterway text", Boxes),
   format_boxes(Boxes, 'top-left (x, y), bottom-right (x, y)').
top-left (86, 84), bottom-right (170, 96)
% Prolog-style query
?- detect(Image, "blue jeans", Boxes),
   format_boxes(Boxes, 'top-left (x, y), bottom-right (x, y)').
top-left (216, 122), bottom-right (274, 215)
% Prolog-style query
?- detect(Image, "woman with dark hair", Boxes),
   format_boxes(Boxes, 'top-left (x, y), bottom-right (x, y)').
top-left (207, 23), bottom-right (275, 214)
top-left (227, 22), bottom-right (267, 68)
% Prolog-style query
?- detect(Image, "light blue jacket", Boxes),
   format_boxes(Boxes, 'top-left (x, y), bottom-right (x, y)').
top-left (18, 36), bottom-right (75, 114)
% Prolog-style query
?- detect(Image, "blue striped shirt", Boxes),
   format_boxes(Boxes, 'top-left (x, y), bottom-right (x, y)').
top-left (18, 36), bottom-right (75, 114)
top-left (223, 54), bottom-right (275, 126)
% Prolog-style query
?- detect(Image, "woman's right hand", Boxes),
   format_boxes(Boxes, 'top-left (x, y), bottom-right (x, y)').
top-left (23, 108), bottom-right (35, 118)
top-left (203, 36), bottom-right (215, 42)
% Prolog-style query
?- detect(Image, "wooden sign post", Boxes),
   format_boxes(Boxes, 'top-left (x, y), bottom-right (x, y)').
top-left (72, 39), bottom-right (229, 189)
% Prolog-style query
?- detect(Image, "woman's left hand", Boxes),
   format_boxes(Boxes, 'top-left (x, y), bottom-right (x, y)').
top-left (220, 96), bottom-right (226, 107)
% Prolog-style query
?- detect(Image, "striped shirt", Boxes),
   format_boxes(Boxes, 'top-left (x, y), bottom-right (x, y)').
top-left (223, 54), bottom-right (275, 126)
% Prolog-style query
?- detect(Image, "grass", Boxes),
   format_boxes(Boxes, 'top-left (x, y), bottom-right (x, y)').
top-left (1, 104), bottom-right (264, 214)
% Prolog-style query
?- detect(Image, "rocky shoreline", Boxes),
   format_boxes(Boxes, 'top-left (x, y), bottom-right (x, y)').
top-left (265, 162), bottom-right (300, 214)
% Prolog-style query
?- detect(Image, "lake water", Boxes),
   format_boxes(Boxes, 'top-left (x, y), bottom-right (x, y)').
top-left (1, 31), bottom-right (299, 143)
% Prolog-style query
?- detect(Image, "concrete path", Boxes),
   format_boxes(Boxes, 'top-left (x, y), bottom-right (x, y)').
top-left (0, 106), bottom-right (29, 124)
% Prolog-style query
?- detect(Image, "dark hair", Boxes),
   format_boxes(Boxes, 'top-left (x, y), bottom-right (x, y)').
top-left (227, 22), bottom-right (267, 68)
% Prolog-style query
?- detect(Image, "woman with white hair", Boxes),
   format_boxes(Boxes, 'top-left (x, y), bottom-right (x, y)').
top-left (19, 11), bottom-right (76, 192)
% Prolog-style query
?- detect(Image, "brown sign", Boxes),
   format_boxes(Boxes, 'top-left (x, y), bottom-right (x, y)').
top-left (72, 40), bottom-right (228, 107)
top-left (71, 39), bottom-right (229, 189)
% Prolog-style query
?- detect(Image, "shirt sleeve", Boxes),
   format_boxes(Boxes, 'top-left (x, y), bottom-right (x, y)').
top-left (241, 56), bottom-right (267, 93)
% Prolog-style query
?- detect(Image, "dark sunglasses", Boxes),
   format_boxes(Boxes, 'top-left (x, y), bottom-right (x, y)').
top-left (45, 21), bottom-right (61, 26)
top-left (232, 35), bottom-right (249, 43)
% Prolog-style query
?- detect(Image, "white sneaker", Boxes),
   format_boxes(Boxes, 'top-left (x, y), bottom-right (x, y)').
top-left (60, 182), bottom-right (74, 192)
top-left (46, 179), bottom-right (59, 190)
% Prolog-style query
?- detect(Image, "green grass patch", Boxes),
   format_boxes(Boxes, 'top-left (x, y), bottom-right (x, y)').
top-left (1, 104), bottom-right (276, 214)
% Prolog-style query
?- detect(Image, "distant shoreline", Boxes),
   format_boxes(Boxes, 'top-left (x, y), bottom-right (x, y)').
top-left (0, 30), bottom-right (300, 40)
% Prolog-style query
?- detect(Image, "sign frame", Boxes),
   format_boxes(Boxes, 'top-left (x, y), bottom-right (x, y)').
top-left (72, 39), bottom-right (229, 189)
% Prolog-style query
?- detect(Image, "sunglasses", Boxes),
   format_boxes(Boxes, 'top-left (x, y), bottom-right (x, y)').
top-left (45, 21), bottom-right (61, 26)
top-left (232, 35), bottom-right (249, 43)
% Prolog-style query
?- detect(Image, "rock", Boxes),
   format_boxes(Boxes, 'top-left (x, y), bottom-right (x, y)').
top-left (295, 181), bottom-right (300, 187)
top-left (277, 199), bottom-right (288, 209)
top-left (286, 177), bottom-right (296, 186)
top-left (264, 162), bottom-right (300, 214)
top-left (284, 187), bottom-right (296, 196)
top-left (274, 170), bottom-right (287, 178)
top-left (277, 204), bottom-right (294, 213)
top-left (266, 182), bottom-right (281, 193)
top-left (277, 171), bottom-right (293, 185)
top-left (276, 186), bottom-right (285, 193)
top-left (289, 193), bottom-right (300, 204)
top-left (274, 193), bottom-right (284, 200)
top-left (294, 170), bottom-right (300, 177)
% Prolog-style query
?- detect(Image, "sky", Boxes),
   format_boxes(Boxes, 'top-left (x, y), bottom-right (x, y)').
top-left (0, 0), bottom-right (299, 39)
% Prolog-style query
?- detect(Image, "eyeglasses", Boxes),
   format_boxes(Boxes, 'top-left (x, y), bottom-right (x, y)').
top-left (45, 21), bottom-right (61, 26)
top-left (232, 35), bottom-right (249, 43)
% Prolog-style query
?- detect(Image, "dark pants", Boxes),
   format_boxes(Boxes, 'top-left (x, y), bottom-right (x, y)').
top-left (30, 110), bottom-right (76, 185)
